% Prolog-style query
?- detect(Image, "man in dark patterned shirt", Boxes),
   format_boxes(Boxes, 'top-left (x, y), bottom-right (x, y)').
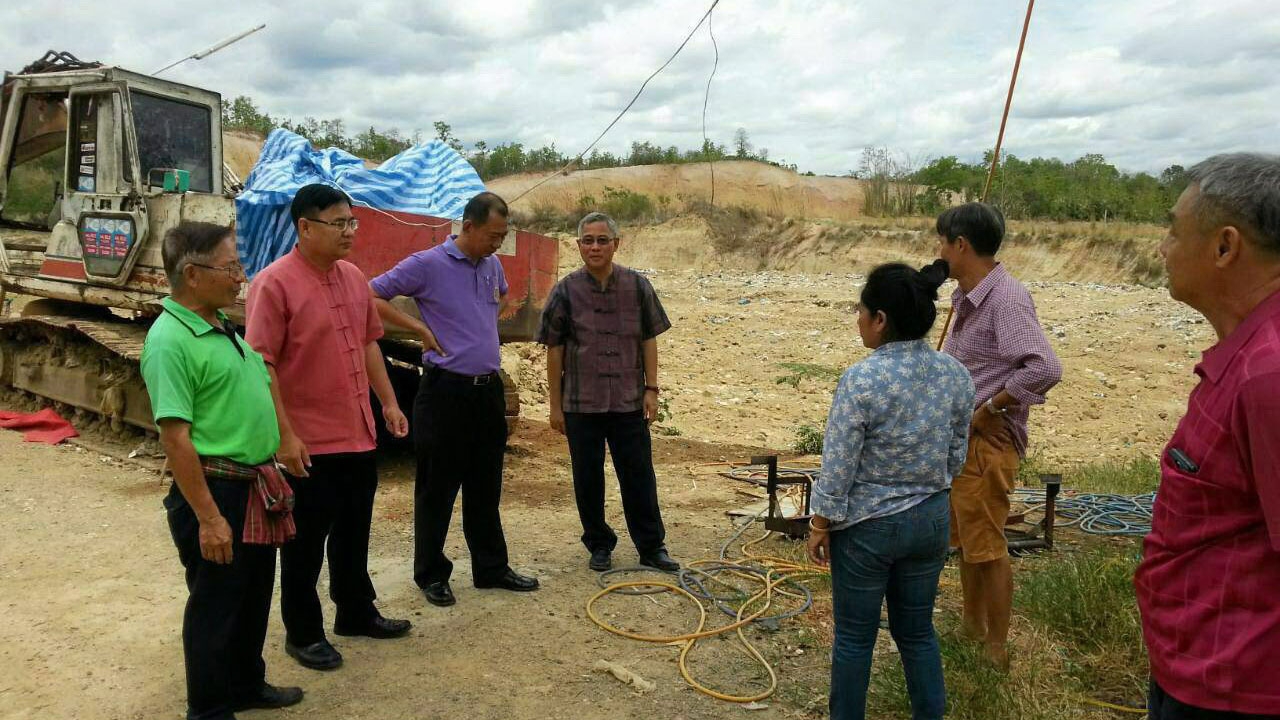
top-left (537, 212), bottom-right (679, 573)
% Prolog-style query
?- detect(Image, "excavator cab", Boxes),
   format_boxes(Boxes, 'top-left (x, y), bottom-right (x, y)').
top-left (0, 53), bottom-right (229, 304)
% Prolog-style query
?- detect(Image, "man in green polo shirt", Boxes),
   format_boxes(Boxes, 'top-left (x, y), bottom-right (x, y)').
top-left (141, 221), bottom-right (303, 720)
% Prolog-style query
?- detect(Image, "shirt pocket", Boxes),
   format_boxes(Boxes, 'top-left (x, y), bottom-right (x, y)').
top-left (481, 273), bottom-right (501, 307)
top-left (620, 305), bottom-right (642, 340)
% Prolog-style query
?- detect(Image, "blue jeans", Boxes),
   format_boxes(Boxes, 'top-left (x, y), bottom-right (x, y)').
top-left (829, 491), bottom-right (950, 720)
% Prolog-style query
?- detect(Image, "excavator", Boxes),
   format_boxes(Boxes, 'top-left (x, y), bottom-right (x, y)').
top-left (0, 51), bottom-right (558, 437)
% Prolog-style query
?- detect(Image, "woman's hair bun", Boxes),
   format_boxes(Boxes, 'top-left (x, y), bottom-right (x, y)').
top-left (915, 259), bottom-right (950, 294)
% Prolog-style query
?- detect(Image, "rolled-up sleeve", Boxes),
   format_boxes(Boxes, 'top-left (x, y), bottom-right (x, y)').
top-left (948, 369), bottom-right (976, 479)
top-left (370, 253), bottom-right (429, 301)
top-left (995, 299), bottom-right (1062, 406)
top-left (813, 370), bottom-right (866, 524)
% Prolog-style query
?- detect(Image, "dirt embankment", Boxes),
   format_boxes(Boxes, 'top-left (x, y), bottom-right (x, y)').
top-left (489, 161), bottom-right (867, 222)
top-left (500, 219), bottom-right (1203, 477)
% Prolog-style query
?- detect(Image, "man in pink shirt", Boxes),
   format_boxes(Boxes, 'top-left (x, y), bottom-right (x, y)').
top-left (246, 184), bottom-right (411, 672)
top-left (1136, 153), bottom-right (1280, 719)
top-left (938, 202), bottom-right (1062, 670)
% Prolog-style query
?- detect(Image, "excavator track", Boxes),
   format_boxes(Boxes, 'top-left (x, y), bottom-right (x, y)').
top-left (0, 311), bottom-right (155, 435)
top-left (0, 313), bottom-right (522, 442)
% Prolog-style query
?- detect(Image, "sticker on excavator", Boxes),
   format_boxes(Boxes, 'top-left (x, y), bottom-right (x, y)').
top-left (78, 215), bottom-right (134, 277)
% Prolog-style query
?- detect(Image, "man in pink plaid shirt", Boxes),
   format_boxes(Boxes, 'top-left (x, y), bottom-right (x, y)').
top-left (1136, 153), bottom-right (1280, 719)
top-left (937, 202), bottom-right (1062, 670)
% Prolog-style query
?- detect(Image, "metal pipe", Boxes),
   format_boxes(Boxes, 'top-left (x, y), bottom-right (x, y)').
top-left (981, 0), bottom-right (1036, 201)
top-left (153, 24), bottom-right (267, 76)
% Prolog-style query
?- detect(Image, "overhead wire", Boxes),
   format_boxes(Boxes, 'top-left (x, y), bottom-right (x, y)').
top-left (701, 7), bottom-right (720, 207)
top-left (508, 0), bottom-right (723, 206)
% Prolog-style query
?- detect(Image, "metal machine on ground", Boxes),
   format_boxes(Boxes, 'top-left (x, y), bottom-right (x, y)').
top-left (0, 52), bottom-right (557, 436)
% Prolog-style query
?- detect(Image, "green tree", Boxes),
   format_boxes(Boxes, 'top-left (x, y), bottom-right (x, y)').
top-left (733, 127), bottom-right (751, 159)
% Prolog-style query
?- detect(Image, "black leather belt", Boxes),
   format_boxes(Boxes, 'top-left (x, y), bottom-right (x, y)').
top-left (427, 366), bottom-right (498, 386)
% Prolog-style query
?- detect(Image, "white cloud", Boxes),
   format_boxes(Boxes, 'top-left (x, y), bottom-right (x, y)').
top-left (2, 0), bottom-right (1277, 175)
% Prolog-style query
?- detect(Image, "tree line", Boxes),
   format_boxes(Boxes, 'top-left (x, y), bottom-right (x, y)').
top-left (223, 95), bottom-right (1190, 223)
top-left (894, 150), bottom-right (1188, 223)
top-left (220, 96), bottom-right (779, 180)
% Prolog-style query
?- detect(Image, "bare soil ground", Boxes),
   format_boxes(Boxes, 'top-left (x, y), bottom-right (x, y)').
top-left (2, 154), bottom-right (1203, 718)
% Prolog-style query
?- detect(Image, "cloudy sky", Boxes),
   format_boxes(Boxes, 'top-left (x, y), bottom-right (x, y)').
top-left (3, 0), bottom-right (1277, 176)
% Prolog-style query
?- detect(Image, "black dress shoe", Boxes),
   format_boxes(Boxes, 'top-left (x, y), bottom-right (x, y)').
top-left (589, 548), bottom-right (612, 572)
top-left (284, 639), bottom-right (343, 671)
top-left (334, 614), bottom-right (412, 639)
top-left (232, 682), bottom-right (305, 711)
top-left (639, 549), bottom-right (681, 572)
top-left (423, 581), bottom-right (456, 607)
top-left (474, 569), bottom-right (540, 591)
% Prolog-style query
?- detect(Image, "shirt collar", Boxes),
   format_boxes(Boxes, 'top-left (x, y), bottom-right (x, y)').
top-left (951, 262), bottom-right (1008, 308)
top-left (161, 296), bottom-right (228, 337)
top-left (581, 264), bottom-right (620, 290)
top-left (443, 235), bottom-right (471, 262)
top-left (288, 246), bottom-right (338, 279)
top-left (1197, 287), bottom-right (1280, 383)
top-left (874, 338), bottom-right (930, 355)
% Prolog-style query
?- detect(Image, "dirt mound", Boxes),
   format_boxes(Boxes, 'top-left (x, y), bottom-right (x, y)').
top-left (223, 129), bottom-right (265, 180)
top-left (488, 160), bottom-right (867, 221)
top-left (606, 215), bottom-right (1165, 286)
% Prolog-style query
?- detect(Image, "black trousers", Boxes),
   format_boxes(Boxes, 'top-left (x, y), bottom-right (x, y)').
top-left (280, 451), bottom-right (380, 646)
top-left (564, 410), bottom-right (667, 556)
top-left (412, 369), bottom-right (510, 586)
top-left (1148, 680), bottom-right (1278, 720)
top-left (165, 479), bottom-right (275, 720)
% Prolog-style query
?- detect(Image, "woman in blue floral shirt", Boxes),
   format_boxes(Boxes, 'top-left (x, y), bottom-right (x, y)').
top-left (807, 260), bottom-right (974, 720)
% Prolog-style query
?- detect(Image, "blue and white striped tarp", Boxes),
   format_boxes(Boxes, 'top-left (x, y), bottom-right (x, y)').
top-left (234, 128), bottom-right (486, 277)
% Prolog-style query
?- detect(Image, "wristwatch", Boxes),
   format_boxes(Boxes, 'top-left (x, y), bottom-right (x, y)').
top-left (985, 397), bottom-right (1007, 415)
top-left (644, 385), bottom-right (660, 394)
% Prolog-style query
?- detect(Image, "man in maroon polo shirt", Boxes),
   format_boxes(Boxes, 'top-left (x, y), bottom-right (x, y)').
top-left (1136, 153), bottom-right (1280, 719)
top-left (246, 184), bottom-right (412, 672)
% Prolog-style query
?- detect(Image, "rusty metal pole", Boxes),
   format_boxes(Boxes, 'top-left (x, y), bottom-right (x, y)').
top-left (938, 0), bottom-right (1036, 352)
top-left (982, 0), bottom-right (1036, 201)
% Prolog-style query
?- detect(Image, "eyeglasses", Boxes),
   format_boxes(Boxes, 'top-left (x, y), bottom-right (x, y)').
top-left (305, 217), bottom-right (360, 231)
top-left (578, 236), bottom-right (616, 246)
top-left (190, 261), bottom-right (246, 280)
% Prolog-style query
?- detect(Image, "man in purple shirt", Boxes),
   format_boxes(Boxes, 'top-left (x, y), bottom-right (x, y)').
top-left (537, 212), bottom-right (679, 573)
top-left (938, 202), bottom-right (1062, 670)
top-left (371, 192), bottom-right (538, 607)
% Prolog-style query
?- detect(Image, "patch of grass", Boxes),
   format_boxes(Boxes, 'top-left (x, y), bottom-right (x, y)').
top-left (654, 395), bottom-right (682, 436)
top-left (793, 423), bottom-right (825, 455)
top-left (575, 186), bottom-right (656, 223)
top-left (774, 362), bottom-right (843, 389)
top-left (687, 200), bottom-right (768, 254)
top-left (1068, 456), bottom-right (1160, 494)
top-left (866, 612), bottom-right (1088, 720)
top-left (1015, 452), bottom-right (1054, 486)
top-left (1018, 455), bottom-right (1159, 496)
top-left (1015, 545), bottom-right (1147, 702)
top-left (521, 200), bottom-right (577, 234)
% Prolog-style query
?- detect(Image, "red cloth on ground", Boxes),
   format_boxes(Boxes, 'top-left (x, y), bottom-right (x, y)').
top-left (0, 408), bottom-right (79, 444)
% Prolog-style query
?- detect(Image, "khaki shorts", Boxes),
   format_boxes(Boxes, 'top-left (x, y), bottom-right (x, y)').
top-left (950, 431), bottom-right (1020, 563)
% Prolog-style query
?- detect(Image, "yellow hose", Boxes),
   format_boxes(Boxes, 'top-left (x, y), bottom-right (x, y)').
top-left (586, 527), bottom-right (830, 703)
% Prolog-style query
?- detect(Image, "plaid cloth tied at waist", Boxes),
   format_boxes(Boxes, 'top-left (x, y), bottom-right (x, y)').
top-left (200, 456), bottom-right (297, 546)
